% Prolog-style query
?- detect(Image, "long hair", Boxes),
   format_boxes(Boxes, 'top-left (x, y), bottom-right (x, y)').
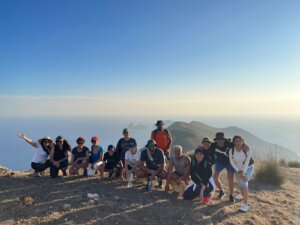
top-left (232, 135), bottom-right (245, 146)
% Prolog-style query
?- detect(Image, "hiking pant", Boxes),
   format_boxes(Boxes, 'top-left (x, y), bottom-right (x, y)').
top-left (31, 160), bottom-right (51, 173)
top-left (50, 160), bottom-right (68, 178)
top-left (183, 178), bottom-right (215, 200)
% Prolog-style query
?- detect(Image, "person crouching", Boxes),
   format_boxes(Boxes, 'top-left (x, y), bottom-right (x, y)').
top-left (183, 148), bottom-right (215, 203)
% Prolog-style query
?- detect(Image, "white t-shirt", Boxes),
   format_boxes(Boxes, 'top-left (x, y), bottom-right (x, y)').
top-left (125, 150), bottom-right (141, 167)
top-left (32, 143), bottom-right (49, 164)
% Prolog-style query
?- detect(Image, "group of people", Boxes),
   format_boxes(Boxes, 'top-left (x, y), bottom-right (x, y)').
top-left (17, 120), bottom-right (254, 212)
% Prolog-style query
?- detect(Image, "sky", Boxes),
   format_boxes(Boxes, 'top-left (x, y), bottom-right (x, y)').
top-left (0, 0), bottom-right (300, 117)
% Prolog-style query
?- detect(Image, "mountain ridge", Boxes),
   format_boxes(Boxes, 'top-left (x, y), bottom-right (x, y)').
top-left (168, 121), bottom-right (300, 161)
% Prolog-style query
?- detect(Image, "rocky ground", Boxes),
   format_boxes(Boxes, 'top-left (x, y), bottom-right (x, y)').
top-left (0, 166), bottom-right (299, 225)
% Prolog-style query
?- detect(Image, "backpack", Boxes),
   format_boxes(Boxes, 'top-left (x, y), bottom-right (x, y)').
top-left (232, 148), bottom-right (254, 166)
top-left (153, 129), bottom-right (170, 141)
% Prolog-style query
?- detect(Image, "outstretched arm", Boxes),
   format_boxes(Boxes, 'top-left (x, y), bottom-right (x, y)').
top-left (17, 133), bottom-right (38, 148)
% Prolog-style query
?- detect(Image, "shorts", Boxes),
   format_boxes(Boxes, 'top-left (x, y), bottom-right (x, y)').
top-left (215, 162), bottom-right (235, 173)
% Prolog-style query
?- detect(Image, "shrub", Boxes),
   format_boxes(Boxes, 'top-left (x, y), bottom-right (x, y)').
top-left (255, 160), bottom-right (285, 186)
top-left (288, 161), bottom-right (300, 168)
top-left (279, 159), bottom-right (287, 167)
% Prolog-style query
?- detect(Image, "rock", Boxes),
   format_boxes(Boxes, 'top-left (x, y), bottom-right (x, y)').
top-left (113, 195), bottom-right (120, 201)
top-left (87, 193), bottom-right (99, 199)
top-left (62, 203), bottom-right (72, 210)
top-left (20, 196), bottom-right (34, 206)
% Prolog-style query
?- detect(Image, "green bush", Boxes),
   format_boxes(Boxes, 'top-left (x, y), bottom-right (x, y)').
top-left (288, 161), bottom-right (300, 168)
top-left (255, 160), bottom-right (285, 186)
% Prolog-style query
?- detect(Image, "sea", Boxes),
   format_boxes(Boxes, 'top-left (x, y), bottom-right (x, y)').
top-left (1, 116), bottom-right (300, 170)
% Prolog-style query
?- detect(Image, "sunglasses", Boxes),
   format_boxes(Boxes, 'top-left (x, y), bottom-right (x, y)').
top-left (56, 140), bottom-right (63, 144)
top-left (43, 140), bottom-right (50, 144)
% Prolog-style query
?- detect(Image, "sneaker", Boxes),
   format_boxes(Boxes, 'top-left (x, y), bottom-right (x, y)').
top-left (229, 194), bottom-right (236, 203)
top-left (235, 194), bottom-right (244, 200)
top-left (33, 171), bottom-right (41, 177)
top-left (218, 190), bottom-right (226, 199)
top-left (146, 180), bottom-right (153, 191)
top-left (127, 173), bottom-right (133, 188)
top-left (239, 203), bottom-right (250, 212)
top-left (109, 171), bottom-right (117, 179)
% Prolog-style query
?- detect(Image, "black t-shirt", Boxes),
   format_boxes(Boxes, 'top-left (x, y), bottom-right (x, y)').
top-left (103, 152), bottom-right (119, 168)
top-left (53, 145), bottom-right (68, 161)
top-left (140, 148), bottom-right (165, 170)
top-left (116, 138), bottom-right (137, 160)
top-left (72, 146), bottom-right (89, 161)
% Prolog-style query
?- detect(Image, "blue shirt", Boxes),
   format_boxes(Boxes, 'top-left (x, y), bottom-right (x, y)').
top-left (89, 145), bottom-right (104, 164)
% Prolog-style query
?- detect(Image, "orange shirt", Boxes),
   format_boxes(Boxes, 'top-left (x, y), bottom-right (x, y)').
top-left (151, 129), bottom-right (172, 152)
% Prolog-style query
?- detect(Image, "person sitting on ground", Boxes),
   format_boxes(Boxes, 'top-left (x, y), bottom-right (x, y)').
top-left (69, 137), bottom-right (89, 176)
top-left (116, 128), bottom-right (137, 178)
top-left (151, 120), bottom-right (172, 159)
top-left (50, 135), bottom-right (71, 178)
top-left (229, 135), bottom-right (254, 212)
top-left (165, 145), bottom-right (191, 192)
top-left (100, 145), bottom-right (122, 179)
top-left (124, 145), bottom-right (141, 187)
top-left (17, 133), bottom-right (53, 177)
top-left (88, 136), bottom-right (104, 174)
top-left (183, 148), bottom-right (215, 203)
top-left (135, 139), bottom-right (167, 191)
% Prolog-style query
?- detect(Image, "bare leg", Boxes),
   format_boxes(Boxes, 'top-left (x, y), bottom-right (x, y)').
top-left (227, 172), bottom-right (234, 195)
top-left (213, 171), bottom-right (222, 191)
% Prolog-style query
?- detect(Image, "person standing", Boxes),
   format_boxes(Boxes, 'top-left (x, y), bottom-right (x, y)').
top-left (116, 129), bottom-right (137, 162)
top-left (17, 133), bottom-right (53, 177)
top-left (229, 136), bottom-right (254, 212)
top-left (151, 120), bottom-right (172, 159)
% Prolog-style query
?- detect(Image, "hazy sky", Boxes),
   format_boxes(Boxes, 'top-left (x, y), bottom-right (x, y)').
top-left (1, 0), bottom-right (300, 117)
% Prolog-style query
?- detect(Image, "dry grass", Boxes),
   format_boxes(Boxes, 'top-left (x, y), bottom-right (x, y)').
top-left (255, 160), bottom-right (285, 186)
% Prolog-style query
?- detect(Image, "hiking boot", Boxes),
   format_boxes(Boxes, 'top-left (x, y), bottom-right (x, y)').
top-left (239, 203), bottom-right (250, 212)
top-left (229, 194), bottom-right (236, 203)
top-left (218, 190), bottom-right (226, 199)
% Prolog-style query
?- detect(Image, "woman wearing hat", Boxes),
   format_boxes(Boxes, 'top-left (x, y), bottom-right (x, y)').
top-left (69, 137), bottom-right (89, 176)
top-left (17, 133), bottom-right (53, 177)
top-left (183, 148), bottom-right (215, 203)
top-left (49, 136), bottom-right (71, 178)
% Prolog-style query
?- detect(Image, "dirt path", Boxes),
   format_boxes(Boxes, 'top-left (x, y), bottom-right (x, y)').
top-left (0, 168), bottom-right (299, 225)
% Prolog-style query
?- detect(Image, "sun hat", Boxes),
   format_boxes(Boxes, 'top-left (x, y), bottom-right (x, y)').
top-left (202, 137), bottom-right (211, 143)
top-left (214, 132), bottom-right (226, 141)
top-left (38, 136), bottom-right (53, 144)
top-left (155, 120), bottom-right (164, 126)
